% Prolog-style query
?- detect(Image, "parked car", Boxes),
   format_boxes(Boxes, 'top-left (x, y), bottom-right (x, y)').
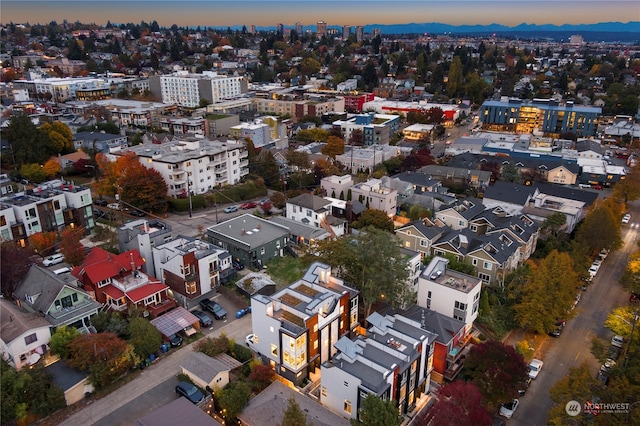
top-left (528, 359), bottom-right (543, 379)
top-left (129, 209), bottom-right (146, 217)
top-left (259, 198), bottom-right (270, 205)
top-left (499, 399), bottom-right (520, 419)
top-left (223, 205), bottom-right (239, 213)
top-left (241, 202), bottom-right (258, 210)
top-left (245, 333), bottom-right (257, 351)
top-left (588, 264), bottom-right (599, 277)
top-left (549, 328), bottom-right (563, 337)
top-left (191, 310), bottom-right (212, 327)
top-left (608, 345), bottom-right (621, 361)
top-left (622, 213), bottom-right (631, 224)
top-left (169, 333), bottom-right (183, 347)
top-left (200, 299), bottom-right (227, 320)
top-left (611, 335), bottom-right (624, 348)
top-left (93, 199), bottom-right (108, 206)
top-left (601, 358), bottom-right (617, 372)
top-left (43, 253), bottom-right (64, 266)
top-left (599, 248), bottom-right (609, 259)
top-left (175, 381), bottom-right (204, 405)
top-left (517, 378), bottom-right (531, 396)
top-left (107, 203), bottom-right (122, 211)
top-left (233, 260), bottom-right (245, 270)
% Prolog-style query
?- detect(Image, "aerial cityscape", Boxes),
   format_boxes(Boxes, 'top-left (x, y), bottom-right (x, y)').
top-left (0, 4), bottom-right (639, 426)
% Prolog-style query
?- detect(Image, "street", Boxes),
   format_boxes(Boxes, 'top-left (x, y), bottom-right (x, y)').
top-left (510, 202), bottom-right (638, 425)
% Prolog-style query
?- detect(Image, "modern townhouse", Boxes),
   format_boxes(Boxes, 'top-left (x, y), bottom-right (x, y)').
top-left (417, 256), bottom-right (482, 335)
top-left (349, 178), bottom-right (397, 217)
top-left (402, 305), bottom-right (468, 383)
top-left (207, 214), bottom-right (290, 269)
top-left (117, 219), bottom-right (173, 275)
top-left (250, 262), bottom-right (360, 386)
top-left (0, 180), bottom-right (94, 244)
top-left (332, 113), bottom-right (400, 146)
top-left (286, 193), bottom-right (346, 238)
top-left (122, 137), bottom-right (248, 197)
top-left (14, 265), bottom-right (101, 333)
top-left (158, 116), bottom-right (206, 136)
top-left (395, 218), bottom-right (452, 257)
top-left (320, 175), bottom-right (354, 201)
top-left (1, 297), bottom-right (52, 371)
top-left (72, 247), bottom-right (177, 317)
top-left (320, 312), bottom-right (438, 420)
top-left (152, 236), bottom-right (233, 309)
top-left (230, 116), bottom-right (289, 149)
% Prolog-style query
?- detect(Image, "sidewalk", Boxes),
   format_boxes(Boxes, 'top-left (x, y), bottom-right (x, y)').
top-left (60, 314), bottom-right (252, 426)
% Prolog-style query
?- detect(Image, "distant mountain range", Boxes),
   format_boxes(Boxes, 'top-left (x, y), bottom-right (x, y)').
top-left (251, 21), bottom-right (640, 42)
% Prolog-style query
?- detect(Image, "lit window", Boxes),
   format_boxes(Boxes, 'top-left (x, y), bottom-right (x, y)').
top-left (344, 400), bottom-right (352, 414)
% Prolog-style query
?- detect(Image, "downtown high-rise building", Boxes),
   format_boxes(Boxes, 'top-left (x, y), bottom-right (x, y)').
top-left (317, 21), bottom-right (327, 37)
top-left (295, 22), bottom-right (303, 34)
top-left (342, 25), bottom-right (351, 40)
top-left (356, 26), bottom-right (364, 42)
top-left (276, 23), bottom-right (284, 33)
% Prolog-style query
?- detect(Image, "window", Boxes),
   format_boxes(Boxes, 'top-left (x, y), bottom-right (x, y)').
top-left (420, 239), bottom-right (428, 247)
top-left (455, 301), bottom-right (467, 311)
top-left (260, 247), bottom-right (265, 255)
top-left (306, 210), bottom-right (312, 217)
top-left (321, 387), bottom-right (327, 397)
top-left (344, 400), bottom-right (352, 415)
top-left (483, 261), bottom-right (492, 270)
top-left (271, 344), bottom-right (278, 357)
top-left (344, 381), bottom-right (349, 387)
top-left (478, 272), bottom-right (490, 284)
top-left (472, 258), bottom-right (478, 266)
top-left (24, 333), bottom-right (37, 345)
top-left (185, 281), bottom-right (197, 294)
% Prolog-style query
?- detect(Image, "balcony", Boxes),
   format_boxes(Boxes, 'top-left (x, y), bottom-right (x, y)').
top-left (145, 298), bottom-right (178, 318)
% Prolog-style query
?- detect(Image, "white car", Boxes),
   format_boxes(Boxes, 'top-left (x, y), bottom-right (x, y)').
top-left (107, 203), bottom-right (122, 211)
top-left (43, 253), bottom-right (64, 266)
top-left (528, 359), bottom-right (543, 379)
top-left (500, 399), bottom-right (520, 419)
top-left (611, 335), bottom-right (624, 348)
top-left (622, 214), bottom-right (631, 224)
top-left (245, 334), bottom-right (257, 351)
top-left (588, 264), bottom-right (599, 277)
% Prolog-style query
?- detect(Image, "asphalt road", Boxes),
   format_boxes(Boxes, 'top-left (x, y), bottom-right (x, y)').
top-left (509, 202), bottom-right (638, 425)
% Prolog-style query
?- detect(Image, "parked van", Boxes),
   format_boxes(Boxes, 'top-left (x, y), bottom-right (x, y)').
top-left (53, 267), bottom-right (71, 275)
top-left (43, 253), bottom-right (64, 266)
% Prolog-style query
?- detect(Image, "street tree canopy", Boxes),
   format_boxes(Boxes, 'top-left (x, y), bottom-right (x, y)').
top-left (514, 250), bottom-right (579, 333)
top-left (350, 394), bottom-right (401, 426)
top-left (548, 363), bottom-right (602, 425)
top-left (425, 381), bottom-right (492, 426)
top-left (352, 209), bottom-right (394, 232)
top-left (314, 227), bottom-right (412, 317)
top-left (461, 340), bottom-right (530, 412)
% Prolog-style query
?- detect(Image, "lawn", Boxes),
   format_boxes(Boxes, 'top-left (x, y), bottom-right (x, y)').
top-left (265, 255), bottom-right (313, 290)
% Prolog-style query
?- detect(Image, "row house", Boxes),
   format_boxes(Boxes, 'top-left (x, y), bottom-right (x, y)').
top-left (0, 180), bottom-right (94, 244)
top-left (285, 193), bottom-right (346, 238)
top-left (13, 265), bottom-right (101, 333)
top-left (320, 312), bottom-right (438, 420)
top-left (123, 137), bottom-right (249, 197)
top-left (152, 236), bottom-right (233, 310)
top-left (250, 262), bottom-right (359, 386)
top-left (413, 257), bottom-right (482, 381)
top-left (72, 248), bottom-right (177, 317)
top-left (158, 117), bottom-right (206, 136)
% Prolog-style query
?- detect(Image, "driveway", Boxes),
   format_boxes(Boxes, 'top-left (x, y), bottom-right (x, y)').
top-left (60, 312), bottom-right (253, 426)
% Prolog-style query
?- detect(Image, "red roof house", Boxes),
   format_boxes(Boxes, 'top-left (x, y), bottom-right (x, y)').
top-left (72, 247), bottom-right (176, 317)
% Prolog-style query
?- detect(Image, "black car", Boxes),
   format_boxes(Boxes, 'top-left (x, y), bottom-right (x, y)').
top-left (130, 209), bottom-right (146, 217)
top-left (200, 299), bottom-right (227, 320)
top-left (169, 333), bottom-right (183, 347)
top-left (94, 199), bottom-right (108, 206)
top-left (233, 260), bottom-right (245, 270)
top-left (191, 309), bottom-right (212, 327)
top-left (548, 328), bottom-right (563, 337)
top-left (175, 381), bottom-right (204, 404)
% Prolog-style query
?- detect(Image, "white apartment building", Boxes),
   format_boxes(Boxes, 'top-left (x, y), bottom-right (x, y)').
top-left (320, 175), bottom-right (353, 199)
top-left (285, 193), bottom-right (346, 238)
top-left (350, 178), bottom-right (397, 217)
top-left (149, 71), bottom-right (247, 108)
top-left (123, 137), bottom-right (249, 197)
top-left (417, 257), bottom-right (482, 333)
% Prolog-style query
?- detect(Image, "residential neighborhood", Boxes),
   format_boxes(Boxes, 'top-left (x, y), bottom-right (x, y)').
top-left (1, 9), bottom-right (640, 426)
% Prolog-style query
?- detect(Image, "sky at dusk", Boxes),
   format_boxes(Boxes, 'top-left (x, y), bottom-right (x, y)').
top-left (1, 1), bottom-right (637, 28)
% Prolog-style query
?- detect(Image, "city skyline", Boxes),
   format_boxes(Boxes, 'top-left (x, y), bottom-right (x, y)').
top-left (2, 1), bottom-right (637, 29)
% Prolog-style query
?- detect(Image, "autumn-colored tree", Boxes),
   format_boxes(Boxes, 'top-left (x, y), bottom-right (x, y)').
top-left (119, 161), bottom-right (168, 213)
top-left (58, 227), bottom-right (86, 266)
top-left (195, 334), bottom-right (230, 357)
top-left (40, 121), bottom-right (74, 154)
top-left (620, 250), bottom-right (640, 293)
top-left (260, 201), bottom-right (272, 215)
top-left (0, 242), bottom-right (34, 296)
top-left (350, 394), bottom-right (401, 426)
top-left (67, 332), bottom-right (139, 389)
top-left (29, 231), bottom-right (58, 255)
top-left (321, 135), bottom-right (345, 158)
top-left (612, 165), bottom-right (640, 206)
top-left (548, 363), bottom-right (602, 425)
top-left (41, 159), bottom-right (61, 179)
top-left (270, 192), bottom-right (286, 209)
top-left (461, 340), bottom-right (530, 412)
top-left (248, 363), bottom-right (275, 391)
top-left (352, 209), bottom-right (394, 232)
top-left (313, 158), bottom-right (341, 181)
top-left (425, 381), bottom-right (492, 426)
top-left (574, 204), bottom-right (622, 256)
top-left (20, 163), bottom-right (47, 183)
top-left (514, 250), bottom-right (579, 333)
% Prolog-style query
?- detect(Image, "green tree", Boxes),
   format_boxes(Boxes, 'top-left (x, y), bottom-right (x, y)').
top-left (49, 326), bottom-right (81, 359)
top-left (279, 397), bottom-right (312, 426)
top-left (40, 121), bottom-right (74, 154)
top-left (350, 394), bottom-right (401, 426)
top-left (5, 114), bottom-right (51, 166)
top-left (514, 250), bottom-right (579, 333)
top-left (218, 381), bottom-right (251, 421)
top-left (128, 317), bottom-right (162, 359)
top-left (352, 209), bottom-right (394, 232)
top-left (574, 205), bottom-right (622, 256)
top-left (548, 363), bottom-right (602, 425)
top-left (540, 212), bottom-right (567, 239)
top-left (314, 227), bottom-right (410, 317)
top-left (20, 163), bottom-right (47, 183)
top-left (446, 56), bottom-right (464, 97)
top-left (461, 340), bottom-right (529, 412)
